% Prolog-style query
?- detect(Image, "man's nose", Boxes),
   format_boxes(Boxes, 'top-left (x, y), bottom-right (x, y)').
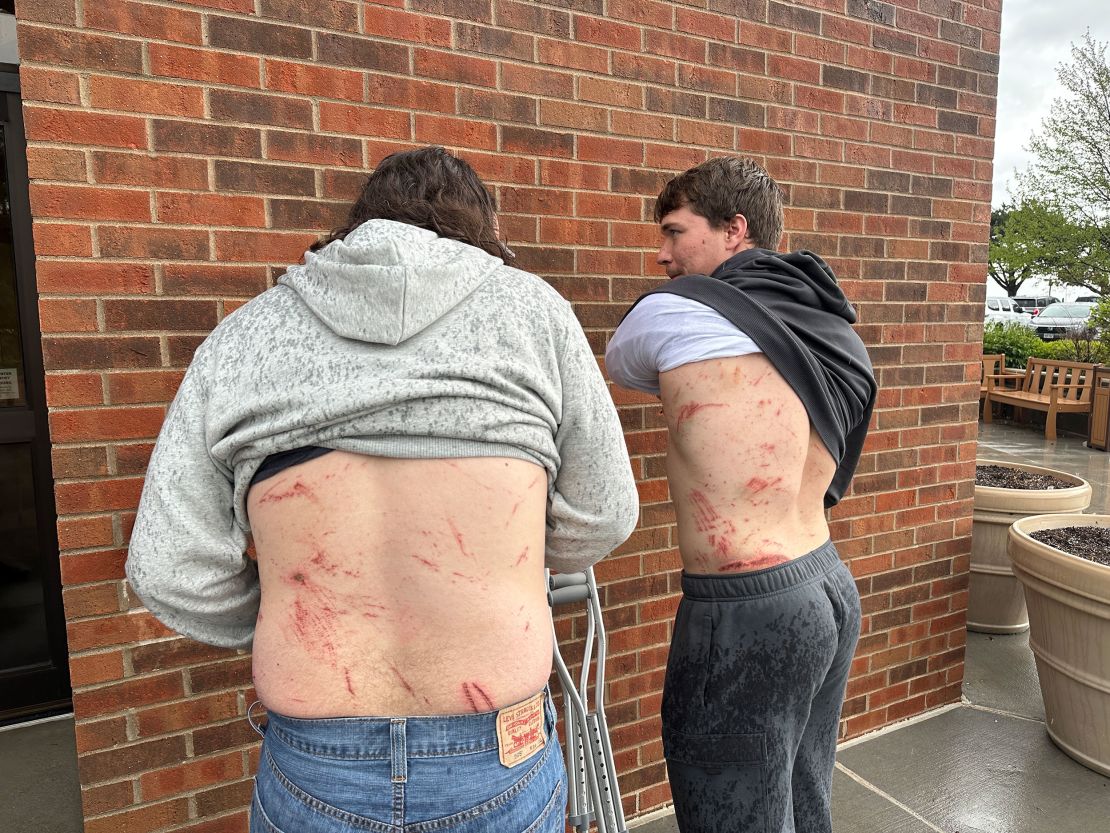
top-left (656, 244), bottom-right (670, 265)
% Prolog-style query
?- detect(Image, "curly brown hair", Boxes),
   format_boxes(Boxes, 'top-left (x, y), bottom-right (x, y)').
top-left (655, 156), bottom-right (785, 251)
top-left (313, 146), bottom-right (513, 262)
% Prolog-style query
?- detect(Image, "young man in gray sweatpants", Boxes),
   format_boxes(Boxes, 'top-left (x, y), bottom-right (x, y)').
top-left (606, 157), bottom-right (876, 833)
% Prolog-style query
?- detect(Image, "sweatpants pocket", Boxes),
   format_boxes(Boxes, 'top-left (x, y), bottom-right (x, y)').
top-left (663, 729), bottom-right (765, 768)
top-left (663, 730), bottom-right (769, 833)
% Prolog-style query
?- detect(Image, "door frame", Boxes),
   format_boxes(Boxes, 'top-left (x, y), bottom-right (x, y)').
top-left (0, 68), bottom-right (70, 723)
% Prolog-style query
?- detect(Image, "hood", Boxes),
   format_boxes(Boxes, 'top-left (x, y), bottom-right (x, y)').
top-left (711, 248), bottom-right (856, 323)
top-left (278, 219), bottom-right (503, 344)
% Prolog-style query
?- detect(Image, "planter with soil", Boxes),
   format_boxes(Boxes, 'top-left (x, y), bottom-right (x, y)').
top-left (969, 461), bottom-right (1092, 633)
top-left (1008, 514), bottom-right (1110, 776)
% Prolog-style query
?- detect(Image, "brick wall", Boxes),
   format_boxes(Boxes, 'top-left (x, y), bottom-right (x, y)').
top-left (17, 0), bottom-right (997, 829)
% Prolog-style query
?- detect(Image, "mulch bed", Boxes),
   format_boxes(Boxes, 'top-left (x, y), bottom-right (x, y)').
top-left (975, 464), bottom-right (1075, 490)
top-left (1030, 527), bottom-right (1110, 566)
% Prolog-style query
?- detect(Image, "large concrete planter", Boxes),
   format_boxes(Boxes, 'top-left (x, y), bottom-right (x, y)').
top-left (1009, 514), bottom-right (1110, 776)
top-left (969, 460), bottom-right (1091, 633)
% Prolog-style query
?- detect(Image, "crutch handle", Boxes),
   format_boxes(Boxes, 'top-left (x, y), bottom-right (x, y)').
top-left (549, 584), bottom-right (591, 606)
top-left (549, 572), bottom-right (589, 590)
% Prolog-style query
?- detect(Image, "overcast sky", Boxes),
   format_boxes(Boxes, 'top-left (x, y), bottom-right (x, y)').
top-left (992, 0), bottom-right (1110, 207)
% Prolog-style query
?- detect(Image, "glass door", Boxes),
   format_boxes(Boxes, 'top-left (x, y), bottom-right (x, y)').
top-left (0, 72), bottom-right (69, 721)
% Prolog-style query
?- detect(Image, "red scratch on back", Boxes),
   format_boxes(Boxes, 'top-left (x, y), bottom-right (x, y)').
top-left (719, 552), bottom-right (791, 572)
top-left (674, 401), bottom-right (727, 431)
top-left (447, 520), bottom-right (476, 559)
top-left (411, 553), bottom-right (441, 571)
top-left (515, 547), bottom-right (530, 566)
top-left (344, 669), bottom-right (355, 697)
top-left (746, 476), bottom-right (782, 494)
top-left (689, 489), bottom-right (721, 532)
top-left (389, 663), bottom-right (416, 698)
top-left (259, 480), bottom-right (317, 504)
top-left (462, 682), bottom-right (495, 712)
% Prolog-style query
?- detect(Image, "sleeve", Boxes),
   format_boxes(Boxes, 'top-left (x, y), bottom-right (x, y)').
top-left (604, 297), bottom-right (668, 395)
top-left (606, 293), bottom-right (762, 394)
top-left (545, 306), bottom-right (640, 574)
top-left (125, 347), bottom-right (259, 649)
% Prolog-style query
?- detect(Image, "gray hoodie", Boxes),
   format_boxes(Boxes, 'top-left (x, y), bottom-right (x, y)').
top-left (126, 219), bottom-right (639, 648)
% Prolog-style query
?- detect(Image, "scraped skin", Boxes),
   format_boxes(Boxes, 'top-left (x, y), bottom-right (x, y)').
top-left (660, 353), bottom-right (836, 574)
top-left (248, 452), bottom-right (551, 717)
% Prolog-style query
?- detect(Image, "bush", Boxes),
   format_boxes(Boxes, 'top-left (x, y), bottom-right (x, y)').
top-left (984, 319), bottom-right (1110, 366)
top-left (983, 321), bottom-right (1044, 367)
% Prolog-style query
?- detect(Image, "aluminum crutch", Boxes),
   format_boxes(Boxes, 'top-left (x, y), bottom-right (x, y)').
top-left (548, 567), bottom-right (628, 833)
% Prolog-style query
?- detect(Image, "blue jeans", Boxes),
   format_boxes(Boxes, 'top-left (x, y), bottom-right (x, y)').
top-left (251, 690), bottom-right (566, 833)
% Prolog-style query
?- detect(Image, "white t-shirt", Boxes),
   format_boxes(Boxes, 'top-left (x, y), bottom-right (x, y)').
top-left (605, 293), bottom-right (762, 395)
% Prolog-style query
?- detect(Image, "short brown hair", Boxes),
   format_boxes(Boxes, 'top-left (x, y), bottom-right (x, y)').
top-left (654, 156), bottom-right (785, 250)
top-left (314, 146), bottom-right (512, 261)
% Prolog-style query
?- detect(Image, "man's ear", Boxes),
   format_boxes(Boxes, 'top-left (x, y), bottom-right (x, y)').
top-left (725, 213), bottom-right (750, 251)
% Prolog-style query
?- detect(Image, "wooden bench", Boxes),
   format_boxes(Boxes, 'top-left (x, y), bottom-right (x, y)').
top-left (979, 353), bottom-right (1005, 420)
top-left (983, 357), bottom-right (1097, 440)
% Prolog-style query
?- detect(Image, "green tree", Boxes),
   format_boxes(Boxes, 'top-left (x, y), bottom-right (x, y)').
top-left (1016, 32), bottom-right (1110, 294)
top-left (988, 203), bottom-right (1038, 296)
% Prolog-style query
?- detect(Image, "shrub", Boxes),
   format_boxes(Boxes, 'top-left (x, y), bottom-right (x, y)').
top-left (983, 321), bottom-right (1044, 367)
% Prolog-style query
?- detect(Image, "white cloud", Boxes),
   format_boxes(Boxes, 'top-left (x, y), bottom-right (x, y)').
top-left (992, 0), bottom-right (1110, 206)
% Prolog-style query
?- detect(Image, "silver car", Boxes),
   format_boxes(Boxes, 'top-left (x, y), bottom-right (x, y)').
top-left (1032, 303), bottom-right (1096, 340)
top-left (985, 297), bottom-right (1032, 326)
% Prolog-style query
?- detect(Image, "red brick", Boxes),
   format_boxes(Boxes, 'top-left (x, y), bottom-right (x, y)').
top-left (265, 130), bottom-right (364, 167)
top-left (137, 692), bottom-right (240, 737)
top-left (536, 38), bottom-right (608, 74)
top-left (156, 193), bottom-right (266, 228)
top-left (363, 7), bottom-right (452, 44)
top-left (24, 108), bottom-right (147, 150)
top-left (19, 25), bottom-right (144, 72)
top-left (173, 812), bottom-right (252, 833)
top-left (319, 103), bottom-right (411, 139)
top-left (412, 114), bottom-right (497, 150)
top-left (86, 0), bottom-right (203, 42)
top-left (69, 649), bottom-right (126, 686)
top-left (55, 477), bottom-right (146, 514)
top-left (208, 15), bottom-right (312, 58)
top-left (99, 227), bottom-right (210, 261)
top-left (20, 66), bottom-right (82, 105)
top-left (81, 780), bottom-right (136, 817)
top-left (27, 146), bottom-right (87, 181)
top-left (149, 43), bottom-right (261, 87)
top-left (33, 222), bottom-right (94, 257)
top-left (38, 298), bottom-right (98, 334)
top-left (574, 15), bottom-right (639, 49)
top-left (260, 0), bottom-right (359, 29)
top-left (366, 75), bottom-right (455, 112)
top-left (37, 262), bottom-right (154, 295)
top-left (32, 184), bottom-right (152, 223)
top-left (264, 59), bottom-right (363, 102)
top-left (83, 799), bottom-right (190, 833)
top-left (92, 152), bottom-right (210, 189)
top-left (209, 88), bottom-right (314, 129)
top-left (89, 76), bottom-right (204, 117)
top-left (414, 49), bottom-right (497, 87)
top-left (213, 230), bottom-right (317, 264)
top-left (74, 715), bottom-right (129, 755)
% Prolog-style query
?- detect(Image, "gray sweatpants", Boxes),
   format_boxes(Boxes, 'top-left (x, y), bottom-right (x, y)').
top-left (661, 540), bottom-right (861, 833)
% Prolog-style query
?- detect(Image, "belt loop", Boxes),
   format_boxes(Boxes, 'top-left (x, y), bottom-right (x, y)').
top-left (247, 700), bottom-right (267, 738)
top-left (390, 718), bottom-right (407, 783)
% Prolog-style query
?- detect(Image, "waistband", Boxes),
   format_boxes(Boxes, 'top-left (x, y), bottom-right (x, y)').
top-left (257, 687), bottom-right (555, 760)
top-left (681, 539), bottom-right (843, 601)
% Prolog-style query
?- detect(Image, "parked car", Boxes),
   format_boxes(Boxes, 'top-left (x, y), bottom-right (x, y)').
top-left (984, 296), bottom-right (1032, 326)
top-left (1012, 295), bottom-right (1060, 316)
top-left (1074, 295), bottom-right (1101, 304)
top-left (1031, 302), bottom-right (1096, 340)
